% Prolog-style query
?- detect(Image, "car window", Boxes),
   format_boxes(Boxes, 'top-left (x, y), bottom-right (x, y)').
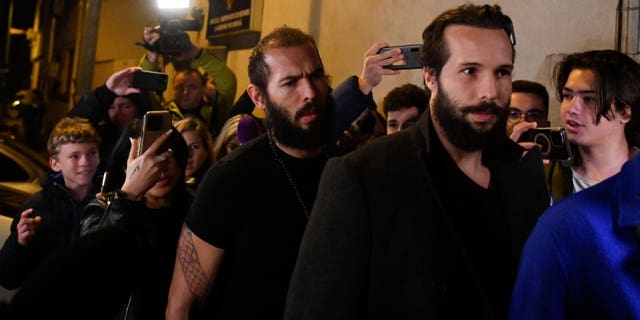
top-left (0, 153), bottom-right (29, 181)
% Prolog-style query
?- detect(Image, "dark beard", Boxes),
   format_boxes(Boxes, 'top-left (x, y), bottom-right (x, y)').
top-left (432, 86), bottom-right (507, 151)
top-left (265, 96), bottom-right (335, 150)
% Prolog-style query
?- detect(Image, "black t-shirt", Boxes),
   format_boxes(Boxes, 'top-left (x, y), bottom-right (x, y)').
top-left (186, 135), bottom-right (327, 319)
top-left (428, 129), bottom-right (515, 319)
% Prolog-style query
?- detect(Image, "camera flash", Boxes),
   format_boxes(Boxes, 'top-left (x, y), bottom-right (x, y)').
top-left (157, 0), bottom-right (190, 9)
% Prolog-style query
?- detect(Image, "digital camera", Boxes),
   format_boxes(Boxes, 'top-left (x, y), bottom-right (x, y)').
top-left (140, 8), bottom-right (204, 56)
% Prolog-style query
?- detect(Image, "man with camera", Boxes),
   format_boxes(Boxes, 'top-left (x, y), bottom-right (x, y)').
top-left (506, 80), bottom-right (550, 137)
top-left (505, 80), bottom-right (570, 201)
top-left (140, 26), bottom-right (237, 135)
top-left (284, 4), bottom-right (549, 319)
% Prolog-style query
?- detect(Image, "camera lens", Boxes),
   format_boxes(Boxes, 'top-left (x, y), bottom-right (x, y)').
top-left (534, 133), bottom-right (551, 155)
top-left (147, 115), bottom-right (163, 131)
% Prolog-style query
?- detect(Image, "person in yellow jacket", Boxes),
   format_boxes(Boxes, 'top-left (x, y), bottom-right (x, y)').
top-left (140, 27), bottom-right (237, 135)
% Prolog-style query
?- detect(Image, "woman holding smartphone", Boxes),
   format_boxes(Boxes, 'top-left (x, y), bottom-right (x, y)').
top-left (83, 121), bottom-right (191, 319)
top-left (5, 121), bottom-right (192, 319)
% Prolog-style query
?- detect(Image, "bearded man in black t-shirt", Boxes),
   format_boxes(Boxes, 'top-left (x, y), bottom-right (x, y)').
top-left (165, 26), bottom-right (407, 319)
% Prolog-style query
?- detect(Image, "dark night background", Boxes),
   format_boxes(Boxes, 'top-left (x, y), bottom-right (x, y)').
top-left (1, 0), bottom-right (37, 101)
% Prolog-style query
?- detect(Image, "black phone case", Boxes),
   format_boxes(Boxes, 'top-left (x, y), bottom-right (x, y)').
top-left (518, 127), bottom-right (572, 161)
top-left (131, 71), bottom-right (168, 92)
top-left (379, 44), bottom-right (422, 70)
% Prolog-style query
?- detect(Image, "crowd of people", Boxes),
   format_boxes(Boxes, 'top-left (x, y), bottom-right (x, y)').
top-left (0, 3), bottom-right (639, 319)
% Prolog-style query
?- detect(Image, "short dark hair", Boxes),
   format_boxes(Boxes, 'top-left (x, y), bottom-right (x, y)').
top-left (382, 83), bottom-right (430, 115)
top-left (419, 4), bottom-right (516, 76)
top-left (553, 50), bottom-right (640, 141)
top-left (512, 80), bottom-right (549, 115)
top-left (248, 26), bottom-right (324, 94)
top-left (119, 93), bottom-right (150, 117)
top-left (104, 120), bottom-right (188, 194)
top-left (174, 68), bottom-right (207, 86)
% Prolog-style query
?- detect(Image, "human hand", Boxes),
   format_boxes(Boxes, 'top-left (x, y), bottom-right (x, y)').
top-left (16, 208), bottom-right (41, 246)
top-left (510, 121), bottom-right (550, 163)
top-left (358, 41), bottom-right (403, 95)
top-left (105, 67), bottom-right (142, 96)
top-left (204, 75), bottom-right (218, 104)
top-left (509, 121), bottom-right (538, 144)
top-left (119, 130), bottom-right (174, 201)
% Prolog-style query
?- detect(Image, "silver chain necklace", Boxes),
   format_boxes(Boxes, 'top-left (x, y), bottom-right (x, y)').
top-left (266, 131), bottom-right (311, 218)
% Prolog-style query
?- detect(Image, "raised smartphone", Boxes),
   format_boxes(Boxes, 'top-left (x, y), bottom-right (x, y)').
top-left (131, 70), bottom-right (168, 92)
top-left (139, 110), bottom-right (172, 156)
top-left (378, 44), bottom-right (422, 70)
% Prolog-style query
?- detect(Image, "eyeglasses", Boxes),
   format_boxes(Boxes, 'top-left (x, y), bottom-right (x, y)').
top-left (507, 108), bottom-right (546, 122)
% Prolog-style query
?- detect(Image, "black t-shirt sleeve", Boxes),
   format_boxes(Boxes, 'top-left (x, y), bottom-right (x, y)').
top-left (184, 160), bottom-right (236, 249)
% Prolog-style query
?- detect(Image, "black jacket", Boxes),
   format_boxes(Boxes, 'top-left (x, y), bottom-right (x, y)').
top-left (285, 112), bottom-right (550, 319)
top-left (3, 188), bottom-right (192, 319)
top-left (0, 171), bottom-right (98, 289)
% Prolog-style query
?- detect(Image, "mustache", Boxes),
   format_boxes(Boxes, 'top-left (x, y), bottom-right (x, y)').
top-left (460, 102), bottom-right (504, 115)
top-left (294, 102), bottom-right (318, 119)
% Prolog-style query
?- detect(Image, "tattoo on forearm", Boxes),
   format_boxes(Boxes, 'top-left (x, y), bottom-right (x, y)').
top-left (128, 165), bottom-right (140, 180)
top-left (178, 226), bottom-right (210, 300)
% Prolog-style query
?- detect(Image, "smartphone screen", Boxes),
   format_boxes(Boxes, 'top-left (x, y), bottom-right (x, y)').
top-left (139, 111), bottom-right (172, 156)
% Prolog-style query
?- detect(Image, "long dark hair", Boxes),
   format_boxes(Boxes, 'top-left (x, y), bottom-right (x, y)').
top-left (554, 50), bottom-right (640, 146)
top-left (103, 119), bottom-right (189, 195)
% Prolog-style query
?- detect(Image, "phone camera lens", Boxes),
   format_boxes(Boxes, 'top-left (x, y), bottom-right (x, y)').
top-left (147, 115), bottom-right (163, 131)
top-left (534, 133), bottom-right (551, 155)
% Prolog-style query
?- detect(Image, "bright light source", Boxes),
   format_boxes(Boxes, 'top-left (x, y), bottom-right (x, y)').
top-left (157, 0), bottom-right (190, 9)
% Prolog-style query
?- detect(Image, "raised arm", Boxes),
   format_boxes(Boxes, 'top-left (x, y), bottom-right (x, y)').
top-left (358, 41), bottom-right (402, 95)
top-left (331, 42), bottom-right (404, 142)
top-left (69, 67), bottom-right (142, 123)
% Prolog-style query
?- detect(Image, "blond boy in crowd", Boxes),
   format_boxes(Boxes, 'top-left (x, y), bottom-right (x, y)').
top-left (0, 117), bottom-right (102, 289)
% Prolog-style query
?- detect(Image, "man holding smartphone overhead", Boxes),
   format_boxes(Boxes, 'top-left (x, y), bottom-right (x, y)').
top-left (70, 67), bottom-right (152, 171)
top-left (285, 4), bottom-right (549, 319)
